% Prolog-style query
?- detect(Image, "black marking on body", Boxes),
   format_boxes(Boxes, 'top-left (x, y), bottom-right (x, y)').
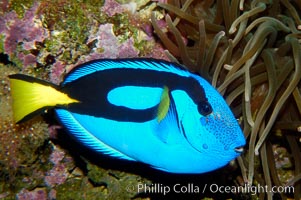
top-left (60, 68), bottom-right (209, 122)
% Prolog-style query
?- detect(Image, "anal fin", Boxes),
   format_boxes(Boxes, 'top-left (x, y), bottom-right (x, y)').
top-left (55, 109), bottom-right (136, 161)
top-left (154, 89), bottom-right (180, 144)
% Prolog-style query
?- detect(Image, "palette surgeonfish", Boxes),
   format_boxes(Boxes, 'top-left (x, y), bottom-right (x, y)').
top-left (9, 58), bottom-right (245, 174)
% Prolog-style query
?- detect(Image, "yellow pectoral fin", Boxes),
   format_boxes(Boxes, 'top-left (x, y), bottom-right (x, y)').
top-left (9, 76), bottom-right (79, 123)
top-left (157, 86), bottom-right (170, 123)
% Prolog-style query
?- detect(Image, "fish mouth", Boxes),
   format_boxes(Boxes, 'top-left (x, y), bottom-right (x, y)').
top-left (234, 146), bottom-right (244, 154)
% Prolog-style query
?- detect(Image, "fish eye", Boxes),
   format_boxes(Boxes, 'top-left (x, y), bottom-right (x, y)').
top-left (198, 101), bottom-right (213, 116)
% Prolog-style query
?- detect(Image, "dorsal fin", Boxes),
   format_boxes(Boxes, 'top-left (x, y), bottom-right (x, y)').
top-left (62, 58), bottom-right (190, 86)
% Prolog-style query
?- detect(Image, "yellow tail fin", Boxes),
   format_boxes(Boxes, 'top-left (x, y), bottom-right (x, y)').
top-left (9, 74), bottom-right (79, 123)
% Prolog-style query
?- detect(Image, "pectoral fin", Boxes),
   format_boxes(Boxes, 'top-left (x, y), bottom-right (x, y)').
top-left (154, 87), bottom-right (181, 144)
top-left (157, 86), bottom-right (170, 123)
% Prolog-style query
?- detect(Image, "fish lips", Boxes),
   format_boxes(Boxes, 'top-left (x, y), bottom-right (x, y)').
top-left (234, 146), bottom-right (244, 154)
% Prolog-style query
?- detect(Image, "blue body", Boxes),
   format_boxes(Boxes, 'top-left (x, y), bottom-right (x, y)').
top-left (55, 59), bottom-right (245, 173)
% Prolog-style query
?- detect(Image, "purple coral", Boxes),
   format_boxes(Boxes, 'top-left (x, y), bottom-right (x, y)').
top-left (48, 125), bottom-right (63, 140)
top-left (0, 2), bottom-right (49, 66)
top-left (48, 189), bottom-right (57, 200)
top-left (44, 163), bottom-right (68, 187)
top-left (17, 53), bottom-right (37, 67)
top-left (49, 147), bottom-right (65, 165)
top-left (144, 43), bottom-right (170, 60)
top-left (118, 38), bottom-right (140, 58)
top-left (66, 23), bottom-right (139, 73)
top-left (89, 23), bottom-right (139, 59)
top-left (44, 147), bottom-right (69, 187)
top-left (49, 61), bottom-right (66, 84)
top-left (101, 0), bottom-right (135, 17)
top-left (16, 188), bottom-right (47, 200)
top-left (44, 147), bottom-right (74, 187)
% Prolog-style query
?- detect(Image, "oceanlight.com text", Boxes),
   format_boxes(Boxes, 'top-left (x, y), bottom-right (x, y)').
top-left (209, 184), bottom-right (294, 195)
top-left (126, 183), bottom-right (294, 196)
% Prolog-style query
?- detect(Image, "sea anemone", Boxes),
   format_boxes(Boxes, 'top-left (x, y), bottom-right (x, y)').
top-left (151, 0), bottom-right (301, 199)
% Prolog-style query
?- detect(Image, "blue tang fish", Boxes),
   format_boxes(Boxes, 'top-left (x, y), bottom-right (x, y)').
top-left (9, 58), bottom-right (245, 174)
